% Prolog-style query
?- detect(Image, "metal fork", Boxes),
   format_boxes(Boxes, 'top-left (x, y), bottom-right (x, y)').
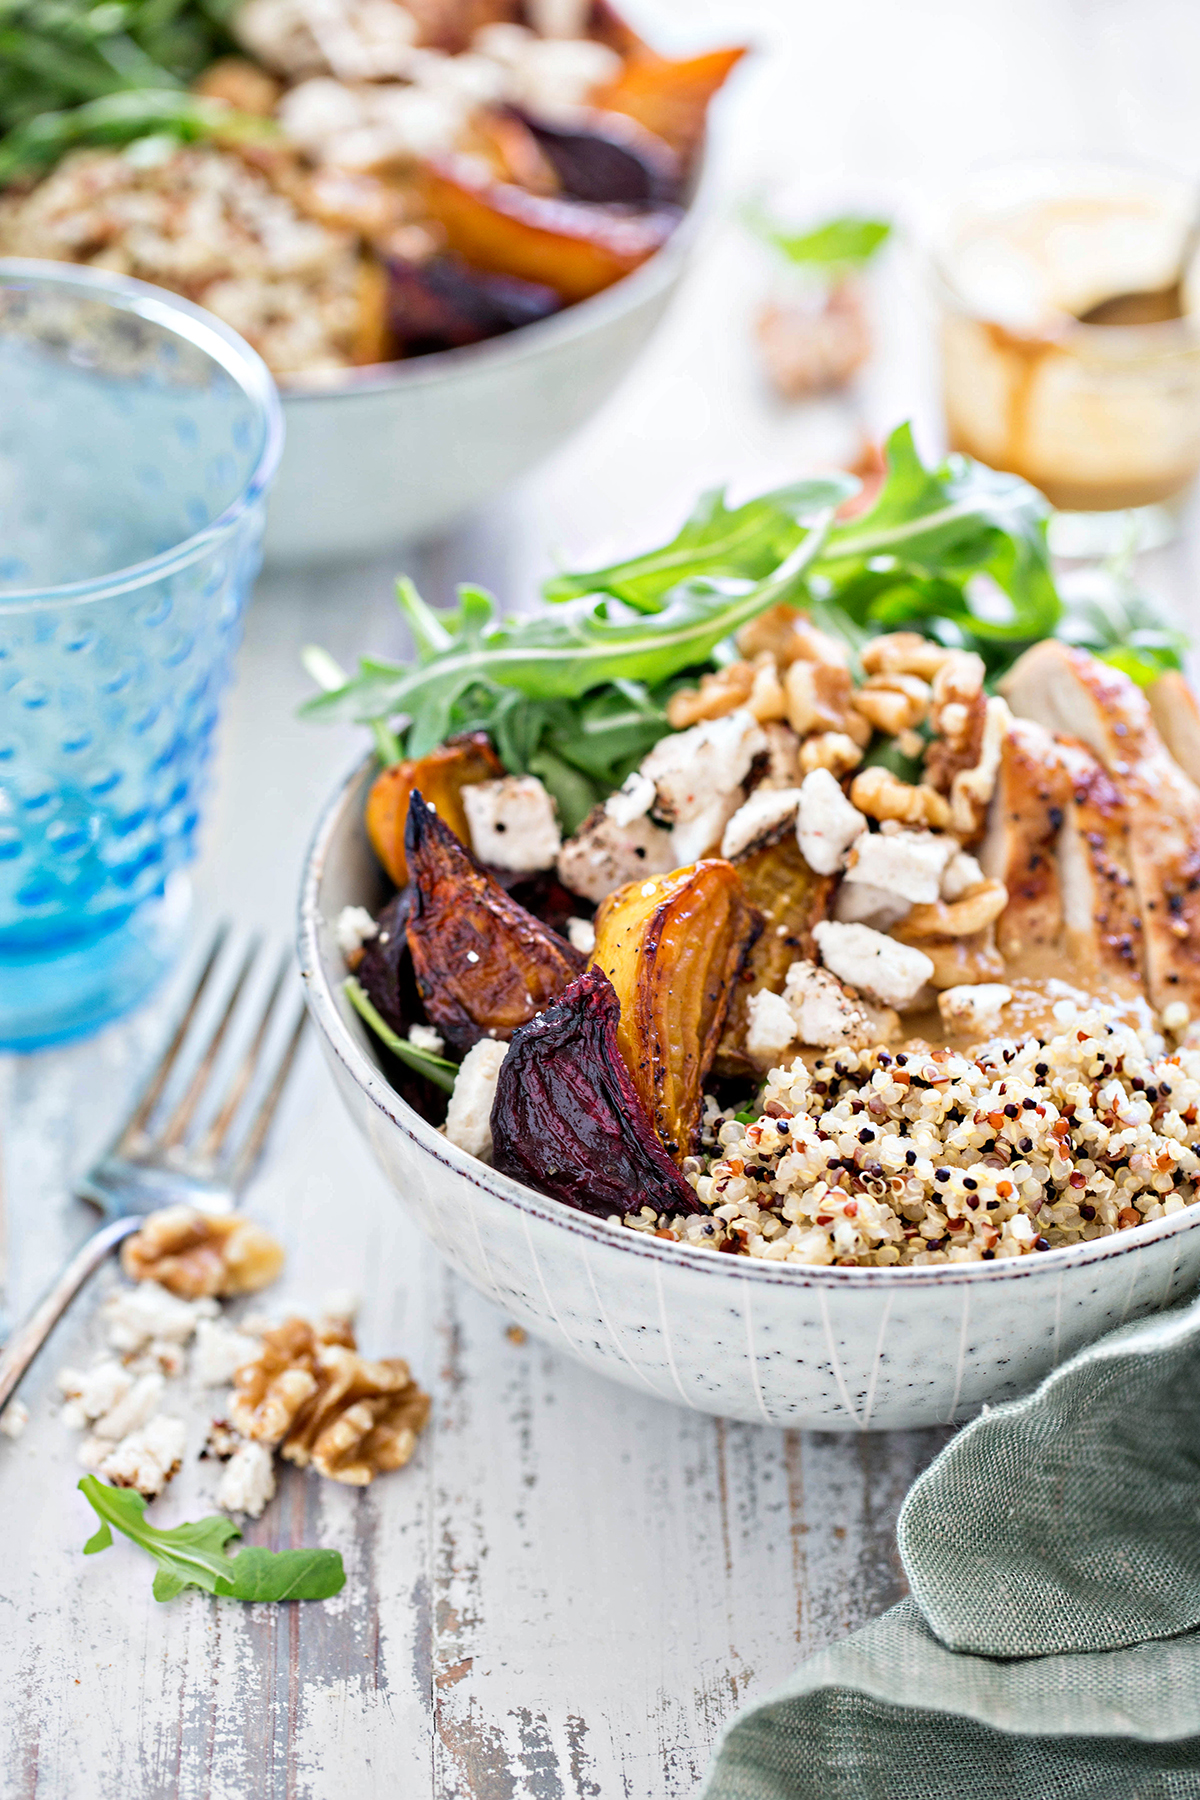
top-left (0, 925), bottom-right (308, 1412)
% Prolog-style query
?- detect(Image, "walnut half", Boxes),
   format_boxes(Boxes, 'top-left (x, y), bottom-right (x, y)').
top-left (121, 1206), bottom-right (285, 1299)
top-left (231, 1318), bottom-right (430, 1486)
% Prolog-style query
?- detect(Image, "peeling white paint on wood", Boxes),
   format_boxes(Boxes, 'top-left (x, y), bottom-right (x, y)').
top-left (4, 1), bottom-right (1200, 1790)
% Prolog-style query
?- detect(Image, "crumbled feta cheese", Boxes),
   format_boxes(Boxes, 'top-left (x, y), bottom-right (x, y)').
top-left (472, 23), bottom-right (620, 116)
top-left (941, 850), bottom-right (984, 901)
top-left (671, 793), bottom-right (741, 865)
top-left (217, 1440), bottom-right (277, 1518)
top-left (566, 916), bottom-right (596, 955)
top-left (0, 1399), bottom-right (29, 1440)
top-left (938, 984), bottom-right (1014, 1038)
top-left (832, 879), bottom-right (912, 930)
top-left (90, 1414), bottom-right (187, 1498)
top-left (813, 921), bottom-right (934, 1009)
top-left (745, 989), bottom-right (797, 1067)
top-left (605, 770), bottom-right (655, 827)
top-left (843, 829), bottom-right (956, 905)
top-left (721, 786), bottom-right (804, 860)
top-left (795, 768), bottom-right (866, 874)
top-left (89, 1372), bottom-right (166, 1442)
top-left (557, 807), bottom-right (676, 903)
top-left (1162, 1001), bottom-right (1190, 1034)
top-left (334, 904), bottom-right (379, 959)
top-left (101, 1281), bottom-right (218, 1354)
top-left (462, 774), bottom-right (561, 872)
top-left (191, 1318), bottom-right (262, 1388)
top-left (58, 1359), bottom-right (133, 1427)
top-left (782, 960), bottom-right (870, 1048)
top-left (640, 708), bottom-right (766, 829)
top-left (408, 1022), bottom-right (445, 1057)
top-left (445, 1039), bottom-right (509, 1161)
top-left (203, 1419), bottom-right (241, 1461)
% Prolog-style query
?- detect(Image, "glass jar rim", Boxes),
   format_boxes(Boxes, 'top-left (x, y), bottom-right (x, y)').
top-left (0, 258), bottom-right (284, 613)
top-left (927, 152), bottom-right (1200, 355)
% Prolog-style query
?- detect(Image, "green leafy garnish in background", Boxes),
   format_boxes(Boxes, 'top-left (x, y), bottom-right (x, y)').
top-left (302, 423), bottom-right (1185, 794)
top-left (79, 1476), bottom-right (345, 1603)
top-left (746, 208), bottom-right (892, 278)
top-left (344, 978), bottom-right (458, 1093)
top-left (1057, 562), bottom-right (1188, 688)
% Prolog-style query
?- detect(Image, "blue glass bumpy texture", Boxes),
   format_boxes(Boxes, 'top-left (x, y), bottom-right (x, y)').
top-left (0, 529), bottom-right (259, 953)
top-left (0, 267), bottom-right (278, 1045)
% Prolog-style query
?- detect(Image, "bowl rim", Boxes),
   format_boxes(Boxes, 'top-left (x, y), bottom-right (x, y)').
top-left (0, 257), bottom-right (284, 611)
top-left (279, 140), bottom-right (711, 404)
top-left (298, 750), bottom-right (1200, 1292)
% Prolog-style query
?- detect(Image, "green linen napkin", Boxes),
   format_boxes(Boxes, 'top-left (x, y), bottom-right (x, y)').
top-left (700, 1289), bottom-right (1200, 1799)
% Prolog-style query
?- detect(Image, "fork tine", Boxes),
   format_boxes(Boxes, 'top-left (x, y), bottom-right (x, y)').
top-left (194, 949), bottom-right (291, 1163)
top-left (229, 1005), bottom-right (309, 1192)
top-left (115, 921), bottom-right (230, 1154)
top-left (154, 934), bottom-right (263, 1152)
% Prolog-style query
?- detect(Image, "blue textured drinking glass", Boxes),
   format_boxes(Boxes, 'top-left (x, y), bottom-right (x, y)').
top-left (0, 261), bottom-right (283, 1050)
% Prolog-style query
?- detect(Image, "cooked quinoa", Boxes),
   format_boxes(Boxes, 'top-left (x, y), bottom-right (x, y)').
top-left (622, 1003), bottom-right (1200, 1266)
top-left (0, 144), bottom-right (363, 376)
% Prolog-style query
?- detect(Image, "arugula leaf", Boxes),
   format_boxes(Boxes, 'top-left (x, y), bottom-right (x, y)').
top-left (344, 978), bottom-right (459, 1092)
top-left (78, 1476), bottom-right (345, 1603)
top-left (301, 514), bottom-right (839, 739)
top-left (748, 209), bottom-right (892, 277)
top-left (0, 89), bottom-right (276, 183)
top-left (543, 476), bottom-right (856, 610)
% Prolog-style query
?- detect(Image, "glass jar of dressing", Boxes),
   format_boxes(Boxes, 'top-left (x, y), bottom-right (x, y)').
top-left (933, 160), bottom-right (1200, 549)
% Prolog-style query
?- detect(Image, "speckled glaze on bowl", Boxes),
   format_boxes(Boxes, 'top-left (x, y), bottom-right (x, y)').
top-left (298, 755), bottom-right (1200, 1429)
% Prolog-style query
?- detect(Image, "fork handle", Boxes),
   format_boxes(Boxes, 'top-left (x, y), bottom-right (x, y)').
top-left (0, 1217), bottom-right (143, 1414)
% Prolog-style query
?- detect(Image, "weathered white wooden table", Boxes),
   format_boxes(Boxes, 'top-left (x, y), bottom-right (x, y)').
top-left (3, 2), bottom-right (1199, 1793)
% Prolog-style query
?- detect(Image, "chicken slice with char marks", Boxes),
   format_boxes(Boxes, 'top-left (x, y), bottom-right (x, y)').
top-left (1054, 740), bottom-right (1144, 996)
top-left (1148, 671), bottom-right (1200, 788)
top-left (980, 717), bottom-right (1070, 965)
top-left (1003, 642), bottom-right (1198, 1009)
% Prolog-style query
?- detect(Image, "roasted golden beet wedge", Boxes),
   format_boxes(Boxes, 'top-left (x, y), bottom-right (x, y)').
top-left (715, 829), bottom-right (835, 1076)
top-left (590, 860), bottom-right (760, 1160)
top-left (365, 732), bottom-right (502, 887)
top-left (405, 790), bottom-right (584, 1051)
top-left (491, 967), bottom-right (700, 1218)
top-left (420, 157), bottom-right (679, 302)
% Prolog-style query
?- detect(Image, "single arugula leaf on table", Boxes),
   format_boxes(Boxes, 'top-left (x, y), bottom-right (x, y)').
top-left (79, 1475), bottom-right (345, 1603)
top-left (746, 208), bottom-right (892, 279)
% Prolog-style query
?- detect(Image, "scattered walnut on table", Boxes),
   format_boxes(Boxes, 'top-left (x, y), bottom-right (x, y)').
top-left (231, 1318), bottom-right (430, 1486)
top-left (120, 1206), bottom-right (285, 1300)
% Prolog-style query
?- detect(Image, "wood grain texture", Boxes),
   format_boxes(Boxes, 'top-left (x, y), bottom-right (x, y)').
top-left (4, 0), bottom-right (1200, 1790)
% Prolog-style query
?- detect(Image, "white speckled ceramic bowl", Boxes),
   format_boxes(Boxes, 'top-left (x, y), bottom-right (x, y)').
top-left (298, 755), bottom-right (1200, 1429)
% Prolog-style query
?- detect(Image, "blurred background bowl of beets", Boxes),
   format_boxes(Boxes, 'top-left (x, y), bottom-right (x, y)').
top-left (266, 127), bottom-right (711, 565)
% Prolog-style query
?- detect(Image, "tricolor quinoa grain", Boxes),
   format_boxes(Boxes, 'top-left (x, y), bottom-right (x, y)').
top-left (623, 1002), bottom-right (1200, 1266)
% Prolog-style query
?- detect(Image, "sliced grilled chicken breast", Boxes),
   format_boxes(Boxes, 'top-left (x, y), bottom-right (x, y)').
top-left (1054, 741), bottom-right (1144, 995)
top-left (1148, 671), bottom-right (1200, 787)
top-left (1004, 643), bottom-right (1200, 1010)
top-left (980, 718), bottom-right (1070, 965)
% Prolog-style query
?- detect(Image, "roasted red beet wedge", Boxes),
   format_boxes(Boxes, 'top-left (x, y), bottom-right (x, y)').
top-left (405, 789), bottom-right (583, 1051)
top-left (490, 966), bottom-right (701, 1219)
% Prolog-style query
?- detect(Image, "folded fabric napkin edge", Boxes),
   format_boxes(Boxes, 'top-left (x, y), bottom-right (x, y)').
top-left (899, 1287), bottom-right (1200, 1659)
